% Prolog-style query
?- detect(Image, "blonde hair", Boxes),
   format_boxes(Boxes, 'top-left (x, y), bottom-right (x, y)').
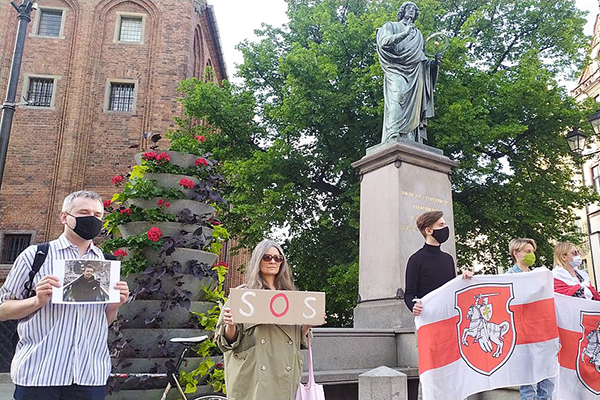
top-left (553, 242), bottom-right (577, 269)
top-left (244, 239), bottom-right (296, 291)
top-left (508, 238), bottom-right (537, 262)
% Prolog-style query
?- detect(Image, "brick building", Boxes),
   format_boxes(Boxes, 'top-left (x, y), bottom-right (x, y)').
top-left (0, 0), bottom-right (227, 277)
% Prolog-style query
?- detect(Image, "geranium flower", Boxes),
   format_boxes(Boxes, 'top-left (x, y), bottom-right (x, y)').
top-left (112, 175), bottom-right (124, 185)
top-left (179, 178), bottom-right (194, 189)
top-left (113, 249), bottom-right (128, 258)
top-left (156, 152), bottom-right (171, 163)
top-left (103, 200), bottom-right (112, 208)
top-left (157, 199), bottom-right (165, 206)
top-left (195, 158), bottom-right (208, 166)
top-left (142, 152), bottom-right (157, 160)
top-left (147, 227), bottom-right (162, 242)
top-left (120, 208), bottom-right (132, 216)
top-left (195, 135), bottom-right (206, 143)
top-left (165, 202), bottom-right (170, 208)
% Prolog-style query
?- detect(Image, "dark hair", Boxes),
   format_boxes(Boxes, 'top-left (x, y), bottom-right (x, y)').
top-left (397, 2), bottom-right (419, 22)
top-left (416, 210), bottom-right (443, 237)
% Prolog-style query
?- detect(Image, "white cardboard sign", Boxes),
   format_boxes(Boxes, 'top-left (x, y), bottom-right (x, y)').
top-left (229, 288), bottom-right (326, 325)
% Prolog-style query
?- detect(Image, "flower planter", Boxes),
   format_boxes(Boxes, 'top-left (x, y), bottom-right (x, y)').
top-left (143, 173), bottom-right (200, 199)
top-left (143, 247), bottom-right (218, 267)
top-left (125, 198), bottom-right (215, 217)
top-left (135, 150), bottom-right (200, 168)
top-left (117, 221), bottom-right (213, 240)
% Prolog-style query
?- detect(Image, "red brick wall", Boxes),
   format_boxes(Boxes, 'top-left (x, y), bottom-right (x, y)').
top-left (0, 0), bottom-right (232, 283)
top-left (0, 0), bottom-right (221, 240)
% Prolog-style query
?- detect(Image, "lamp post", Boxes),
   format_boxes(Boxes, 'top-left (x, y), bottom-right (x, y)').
top-left (590, 109), bottom-right (600, 136)
top-left (0, 0), bottom-right (35, 190)
top-left (566, 127), bottom-right (598, 286)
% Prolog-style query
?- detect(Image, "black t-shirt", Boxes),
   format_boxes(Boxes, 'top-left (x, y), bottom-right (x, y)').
top-left (404, 243), bottom-right (456, 311)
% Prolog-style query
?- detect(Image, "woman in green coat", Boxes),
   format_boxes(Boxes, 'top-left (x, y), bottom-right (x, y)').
top-left (215, 239), bottom-right (311, 400)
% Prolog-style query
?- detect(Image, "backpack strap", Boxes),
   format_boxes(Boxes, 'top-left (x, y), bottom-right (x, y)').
top-left (22, 242), bottom-right (50, 299)
top-left (103, 252), bottom-right (117, 261)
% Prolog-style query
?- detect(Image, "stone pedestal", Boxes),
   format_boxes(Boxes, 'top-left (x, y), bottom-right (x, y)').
top-left (359, 366), bottom-right (407, 400)
top-left (352, 139), bottom-right (458, 329)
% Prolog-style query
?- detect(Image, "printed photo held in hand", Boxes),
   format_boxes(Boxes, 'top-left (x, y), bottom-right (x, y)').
top-left (52, 259), bottom-right (121, 304)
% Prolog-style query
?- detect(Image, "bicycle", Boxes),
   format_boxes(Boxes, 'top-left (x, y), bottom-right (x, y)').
top-left (110, 335), bottom-right (226, 400)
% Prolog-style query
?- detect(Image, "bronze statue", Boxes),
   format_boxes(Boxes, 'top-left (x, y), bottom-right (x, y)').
top-left (376, 2), bottom-right (441, 144)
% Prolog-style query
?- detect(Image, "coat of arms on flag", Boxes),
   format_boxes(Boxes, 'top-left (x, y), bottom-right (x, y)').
top-left (455, 283), bottom-right (516, 375)
top-left (577, 312), bottom-right (600, 394)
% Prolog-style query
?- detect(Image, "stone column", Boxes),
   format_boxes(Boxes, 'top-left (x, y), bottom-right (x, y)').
top-left (359, 366), bottom-right (408, 400)
top-left (352, 139), bottom-right (458, 329)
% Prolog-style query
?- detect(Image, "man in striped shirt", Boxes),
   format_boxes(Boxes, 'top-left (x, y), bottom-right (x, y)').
top-left (0, 190), bottom-right (129, 400)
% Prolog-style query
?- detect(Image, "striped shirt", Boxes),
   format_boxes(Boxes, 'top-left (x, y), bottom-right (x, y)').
top-left (0, 234), bottom-right (111, 386)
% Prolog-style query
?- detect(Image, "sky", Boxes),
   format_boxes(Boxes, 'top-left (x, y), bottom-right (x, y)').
top-left (212, 0), bottom-right (599, 84)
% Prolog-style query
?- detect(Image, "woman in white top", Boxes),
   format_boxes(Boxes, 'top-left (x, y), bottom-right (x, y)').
top-left (552, 242), bottom-right (600, 301)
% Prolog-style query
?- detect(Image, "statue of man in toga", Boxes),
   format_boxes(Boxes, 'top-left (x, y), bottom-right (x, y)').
top-left (376, 2), bottom-right (440, 144)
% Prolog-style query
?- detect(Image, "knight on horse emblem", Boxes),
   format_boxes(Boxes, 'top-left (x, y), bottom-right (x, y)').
top-left (581, 322), bottom-right (600, 373)
top-left (456, 284), bottom-right (516, 375)
top-left (461, 293), bottom-right (510, 358)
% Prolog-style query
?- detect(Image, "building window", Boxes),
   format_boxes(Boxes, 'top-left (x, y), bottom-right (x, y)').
top-left (27, 77), bottom-right (54, 107)
top-left (1, 234), bottom-right (31, 264)
top-left (37, 9), bottom-right (63, 37)
top-left (118, 16), bottom-right (143, 42)
top-left (592, 164), bottom-right (600, 195)
top-left (108, 82), bottom-right (136, 112)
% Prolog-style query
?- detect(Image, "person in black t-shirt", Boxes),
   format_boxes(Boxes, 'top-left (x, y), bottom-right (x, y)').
top-left (405, 210), bottom-right (472, 316)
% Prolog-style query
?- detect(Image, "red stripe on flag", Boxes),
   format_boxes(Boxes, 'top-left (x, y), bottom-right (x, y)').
top-left (418, 298), bottom-right (557, 373)
top-left (557, 327), bottom-right (580, 371)
top-left (418, 315), bottom-right (461, 373)
top-left (512, 298), bottom-right (558, 344)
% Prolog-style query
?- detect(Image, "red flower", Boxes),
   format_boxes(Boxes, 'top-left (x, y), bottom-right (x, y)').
top-left (164, 202), bottom-right (170, 208)
top-left (195, 158), bottom-right (208, 166)
top-left (112, 175), bottom-right (124, 185)
top-left (195, 135), bottom-right (206, 143)
top-left (216, 362), bottom-right (224, 369)
top-left (142, 152), bottom-right (157, 160)
top-left (209, 217), bottom-right (222, 226)
top-left (157, 199), bottom-right (165, 207)
top-left (179, 178), bottom-right (194, 189)
top-left (113, 249), bottom-right (128, 258)
top-left (147, 227), bottom-right (162, 242)
top-left (103, 200), bottom-right (112, 208)
top-left (120, 208), bottom-right (132, 216)
top-left (156, 152), bottom-right (171, 163)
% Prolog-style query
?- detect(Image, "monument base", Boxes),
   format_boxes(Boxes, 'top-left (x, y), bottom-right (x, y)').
top-left (353, 299), bottom-right (414, 330)
top-left (352, 139), bottom-right (458, 330)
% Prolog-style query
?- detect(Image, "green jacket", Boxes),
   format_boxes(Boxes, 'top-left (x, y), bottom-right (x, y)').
top-left (216, 300), bottom-right (307, 400)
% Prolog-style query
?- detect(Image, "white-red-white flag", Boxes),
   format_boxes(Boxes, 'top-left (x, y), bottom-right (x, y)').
top-left (554, 293), bottom-right (600, 400)
top-left (415, 268), bottom-right (559, 400)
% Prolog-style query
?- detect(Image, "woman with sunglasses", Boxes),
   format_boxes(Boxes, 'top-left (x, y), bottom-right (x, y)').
top-left (215, 239), bottom-right (311, 400)
top-left (553, 242), bottom-right (600, 300)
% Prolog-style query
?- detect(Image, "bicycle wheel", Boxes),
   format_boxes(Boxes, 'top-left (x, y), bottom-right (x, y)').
top-left (191, 396), bottom-right (226, 400)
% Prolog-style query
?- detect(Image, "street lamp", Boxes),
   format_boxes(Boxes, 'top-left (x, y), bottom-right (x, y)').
top-left (566, 127), bottom-right (588, 154)
top-left (566, 126), bottom-right (598, 287)
top-left (0, 0), bottom-right (36, 190)
top-left (590, 110), bottom-right (600, 136)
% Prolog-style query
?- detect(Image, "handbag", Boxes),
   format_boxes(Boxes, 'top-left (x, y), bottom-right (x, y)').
top-left (295, 334), bottom-right (325, 400)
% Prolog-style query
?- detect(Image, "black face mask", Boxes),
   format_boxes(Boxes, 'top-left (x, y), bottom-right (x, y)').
top-left (67, 214), bottom-right (102, 240)
top-left (432, 226), bottom-right (450, 244)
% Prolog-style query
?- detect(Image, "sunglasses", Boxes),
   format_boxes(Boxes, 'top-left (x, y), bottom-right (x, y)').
top-left (262, 254), bottom-right (284, 263)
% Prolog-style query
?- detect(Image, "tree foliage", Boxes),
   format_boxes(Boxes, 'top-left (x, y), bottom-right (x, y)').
top-left (179, 0), bottom-right (596, 326)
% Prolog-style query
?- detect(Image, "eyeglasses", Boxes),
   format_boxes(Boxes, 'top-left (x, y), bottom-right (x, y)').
top-left (262, 254), bottom-right (284, 263)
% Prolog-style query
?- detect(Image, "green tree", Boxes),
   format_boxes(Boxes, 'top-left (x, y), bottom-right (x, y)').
top-left (179, 0), bottom-right (596, 326)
